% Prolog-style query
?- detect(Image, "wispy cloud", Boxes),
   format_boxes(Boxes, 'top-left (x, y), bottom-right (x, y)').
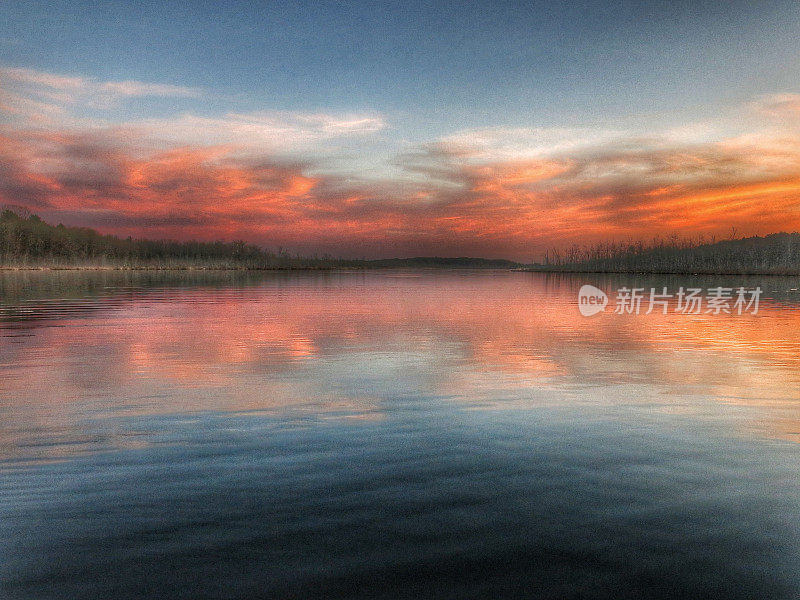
top-left (0, 66), bottom-right (202, 122)
top-left (134, 111), bottom-right (386, 151)
top-left (436, 127), bottom-right (625, 161)
top-left (0, 66), bottom-right (387, 156)
top-left (751, 93), bottom-right (800, 118)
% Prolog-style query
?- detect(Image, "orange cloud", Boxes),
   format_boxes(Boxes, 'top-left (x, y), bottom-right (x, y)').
top-left (3, 118), bottom-right (800, 260)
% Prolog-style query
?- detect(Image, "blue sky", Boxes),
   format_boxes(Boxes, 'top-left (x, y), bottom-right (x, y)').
top-left (3, 0), bottom-right (798, 132)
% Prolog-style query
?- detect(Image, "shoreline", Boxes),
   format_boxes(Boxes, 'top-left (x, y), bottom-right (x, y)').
top-left (0, 265), bottom-right (344, 272)
top-left (0, 265), bottom-right (517, 272)
top-left (523, 268), bottom-right (800, 276)
top-left (2, 265), bottom-right (800, 275)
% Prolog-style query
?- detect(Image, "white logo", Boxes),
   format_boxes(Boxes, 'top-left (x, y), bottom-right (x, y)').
top-left (578, 284), bottom-right (608, 316)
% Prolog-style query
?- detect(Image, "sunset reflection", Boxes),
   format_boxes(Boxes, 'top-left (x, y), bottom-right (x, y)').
top-left (1, 270), bottom-right (800, 465)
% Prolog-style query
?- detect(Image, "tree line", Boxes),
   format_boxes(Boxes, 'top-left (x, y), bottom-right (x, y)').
top-left (535, 233), bottom-right (800, 274)
top-left (0, 209), bottom-right (337, 269)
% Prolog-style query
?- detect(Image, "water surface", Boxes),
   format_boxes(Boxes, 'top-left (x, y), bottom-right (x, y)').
top-left (1, 270), bottom-right (799, 599)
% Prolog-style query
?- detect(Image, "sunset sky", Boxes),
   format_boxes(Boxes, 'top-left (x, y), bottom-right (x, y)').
top-left (2, 0), bottom-right (800, 260)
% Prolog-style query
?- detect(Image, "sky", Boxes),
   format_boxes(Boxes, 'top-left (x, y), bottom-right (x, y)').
top-left (1, 0), bottom-right (800, 260)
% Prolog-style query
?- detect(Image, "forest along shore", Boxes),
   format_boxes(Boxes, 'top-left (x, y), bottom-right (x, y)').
top-left (0, 209), bottom-right (518, 271)
top-left (526, 234), bottom-right (800, 275)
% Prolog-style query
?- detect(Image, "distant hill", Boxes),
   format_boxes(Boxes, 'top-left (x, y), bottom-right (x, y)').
top-left (529, 233), bottom-right (800, 275)
top-left (365, 256), bottom-right (520, 268)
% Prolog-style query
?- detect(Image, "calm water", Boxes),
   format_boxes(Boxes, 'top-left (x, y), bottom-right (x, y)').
top-left (1, 270), bottom-right (800, 599)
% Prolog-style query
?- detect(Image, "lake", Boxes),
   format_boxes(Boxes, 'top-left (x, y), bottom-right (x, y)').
top-left (1, 270), bottom-right (799, 599)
